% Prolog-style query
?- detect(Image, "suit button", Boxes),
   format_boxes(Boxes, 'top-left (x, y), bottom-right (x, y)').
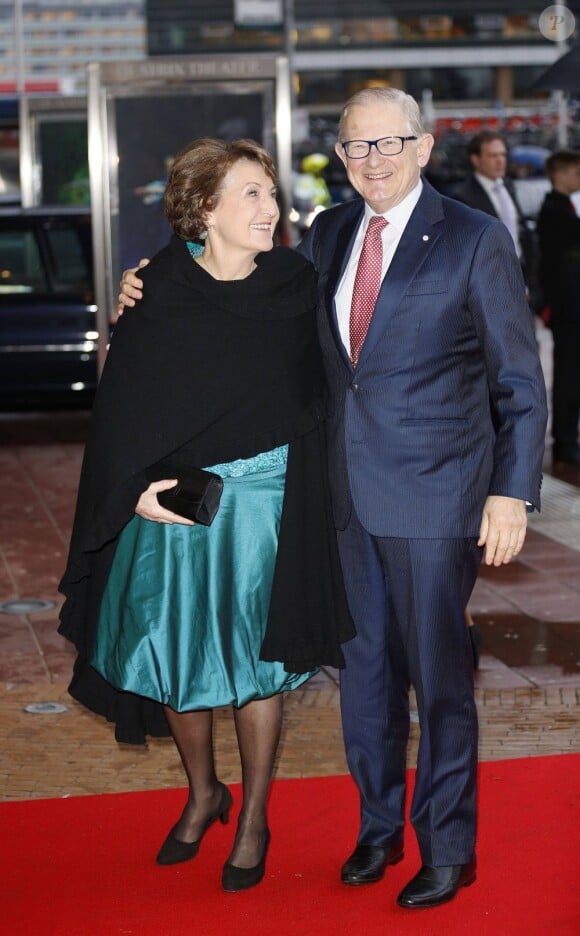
top-left (350, 383), bottom-right (359, 392)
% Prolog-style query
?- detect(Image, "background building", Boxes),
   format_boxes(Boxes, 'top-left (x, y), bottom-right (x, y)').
top-left (0, 1), bottom-right (576, 104)
top-left (0, 1), bottom-right (578, 205)
top-left (0, 1), bottom-right (146, 96)
top-left (0, 1), bottom-right (146, 200)
top-left (146, 1), bottom-right (576, 109)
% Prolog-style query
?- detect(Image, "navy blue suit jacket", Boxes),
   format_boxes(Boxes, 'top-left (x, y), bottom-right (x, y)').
top-left (299, 181), bottom-right (547, 537)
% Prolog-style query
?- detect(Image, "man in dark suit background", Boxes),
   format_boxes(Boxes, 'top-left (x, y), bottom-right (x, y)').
top-left (453, 130), bottom-right (539, 305)
top-left (453, 130), bottom-right (523, 247)
top-left (118, 90), bottom-right (547, 910)
top-left (299, 89), bottom-right (547, 910)
top-left (537, 149), bottom-right (580, 464)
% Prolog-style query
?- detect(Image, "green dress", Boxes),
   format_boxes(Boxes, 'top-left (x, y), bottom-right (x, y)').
top-left (91, 445), bottom-right (317, 711)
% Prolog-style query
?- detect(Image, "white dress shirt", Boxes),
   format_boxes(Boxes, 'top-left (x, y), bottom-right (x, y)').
top-left (474, 172), bottom-right (521, 257)
top-left (335, 180), bottom-right (423, 356)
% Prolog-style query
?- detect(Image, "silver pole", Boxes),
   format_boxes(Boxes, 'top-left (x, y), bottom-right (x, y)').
top-left (556, 90), bottom-right (568, 148)
top-left (555, 0), bottom-right (569, 147)
top-left (276, 54), bottom-right (293, 221)
top-left (87, 63), bottom-right (110, 377)
top-left (14, 0), bottom-right (25, 95)
top-left (283, 0), bottom-right (296, 111)
top-left (18, 97), bottom-right (35, 207)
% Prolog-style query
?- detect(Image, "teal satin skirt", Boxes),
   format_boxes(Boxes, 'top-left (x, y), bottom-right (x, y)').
top-left (92, 447), bottom-right (316, 711)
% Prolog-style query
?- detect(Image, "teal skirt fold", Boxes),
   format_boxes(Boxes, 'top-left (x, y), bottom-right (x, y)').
top-left (92, 450), bottom-right (316, 711)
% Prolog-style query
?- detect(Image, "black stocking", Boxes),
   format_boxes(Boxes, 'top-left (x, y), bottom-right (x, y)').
top-left (228, 694), bottom-right (283, 867)
top-left (163, 706), bottom-right (223, 843)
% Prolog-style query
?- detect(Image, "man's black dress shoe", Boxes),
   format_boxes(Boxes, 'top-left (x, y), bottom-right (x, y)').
top-left (397, 862), bottom-right (476, 908)
top-left (341, 842), bottom-right (404, 885)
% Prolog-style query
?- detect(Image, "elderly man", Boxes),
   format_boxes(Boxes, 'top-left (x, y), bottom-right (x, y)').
top-left (298, 89), bottom-right (546, 909)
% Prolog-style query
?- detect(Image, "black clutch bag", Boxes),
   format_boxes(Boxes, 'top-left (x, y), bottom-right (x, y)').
top-left (156, 465), bottom-right (224, 526)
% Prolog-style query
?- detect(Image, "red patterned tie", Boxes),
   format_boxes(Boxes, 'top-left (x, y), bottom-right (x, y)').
top-left (349, 215), bottom-right (388, 366)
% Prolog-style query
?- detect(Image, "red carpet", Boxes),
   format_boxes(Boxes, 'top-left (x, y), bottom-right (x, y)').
top-left (2, 755), bottom-right (579, 936)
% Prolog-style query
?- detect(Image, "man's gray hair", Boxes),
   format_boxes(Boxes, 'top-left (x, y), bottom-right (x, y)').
top-left (337, 88), bottom-right (426, 141)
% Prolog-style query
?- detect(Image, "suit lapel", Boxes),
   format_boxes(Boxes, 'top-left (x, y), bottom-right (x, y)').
top-left (357, 182), bottom-right (445, 367)
top-left (505, 178), bottom-right (524, 222)
top-left (472, 177), bottom-right (496, 216)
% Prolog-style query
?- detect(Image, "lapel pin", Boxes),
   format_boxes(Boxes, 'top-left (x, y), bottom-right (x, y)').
top-left (422, 235), bottom-right (429, 241)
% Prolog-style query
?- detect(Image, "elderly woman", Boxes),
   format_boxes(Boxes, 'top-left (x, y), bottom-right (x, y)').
top-left (59, 138), bottom-right (352, 892)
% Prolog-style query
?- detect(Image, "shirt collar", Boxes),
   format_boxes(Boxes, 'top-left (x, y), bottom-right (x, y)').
top-left (363, 179), bottom-right (423, 232)
top-left (475, 172), bottom-right (503, 195)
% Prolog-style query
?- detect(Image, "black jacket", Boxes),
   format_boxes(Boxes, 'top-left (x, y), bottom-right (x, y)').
top-left (453, 174), bottom-right (525, 223)
top-left (537, 189), bottom-right (580, 325)
top-left (453, 174), bottom-right (541, 308)
top-left (59, 238), bottom-right (353, 743)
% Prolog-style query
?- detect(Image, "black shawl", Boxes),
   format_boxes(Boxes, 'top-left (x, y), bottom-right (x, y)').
top-left (58, 238), bottom-right (353, 743)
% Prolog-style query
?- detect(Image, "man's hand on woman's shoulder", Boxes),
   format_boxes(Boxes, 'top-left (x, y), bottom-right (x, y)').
top-left (117, 258), bottom-right (150, 315)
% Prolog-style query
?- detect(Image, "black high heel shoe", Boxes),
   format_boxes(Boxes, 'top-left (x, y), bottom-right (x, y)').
top-left (156, 782), bottom-right (233, 866)
top-left (222, 829), bottom-right (271, 892)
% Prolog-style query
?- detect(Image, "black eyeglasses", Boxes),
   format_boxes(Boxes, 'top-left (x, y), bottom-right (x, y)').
top-left (341, 136), bottom-right (418, 159)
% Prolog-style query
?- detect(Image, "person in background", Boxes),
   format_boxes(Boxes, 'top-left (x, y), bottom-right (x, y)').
top-left (59, 138), bottom-right (352, 894)
top-left (453, 130), bottom-right (539, 306)
top-left (118, 90), bottom-right (547, 911)
top-left (537, 149), bottom-right (580, 465)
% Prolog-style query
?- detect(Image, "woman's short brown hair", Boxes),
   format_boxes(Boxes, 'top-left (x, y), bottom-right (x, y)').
top-left (164, 138), bottom-right (278, 240)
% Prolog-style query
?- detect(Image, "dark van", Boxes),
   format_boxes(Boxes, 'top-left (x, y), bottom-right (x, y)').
top-left (0, 208), bottom-right (98, 409)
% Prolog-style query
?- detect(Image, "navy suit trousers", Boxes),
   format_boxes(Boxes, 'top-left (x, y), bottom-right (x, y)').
top-left (337, 510), bottom-right (481, 866)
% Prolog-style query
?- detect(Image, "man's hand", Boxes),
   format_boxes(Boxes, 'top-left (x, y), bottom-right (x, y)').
top-left (478, 495), bottom-right (527, 567)
top-left (135, 479), bottom-right (195, 526)
top-left (117, 258), bottom-right (150, 315)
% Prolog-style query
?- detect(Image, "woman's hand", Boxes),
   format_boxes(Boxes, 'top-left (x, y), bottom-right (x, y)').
top-left (117, 258), bottom-right (150, 315)
top-left (135, 479), bottom-right (195, 526)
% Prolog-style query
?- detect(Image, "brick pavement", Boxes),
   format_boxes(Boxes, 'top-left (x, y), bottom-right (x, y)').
top-left (2, 676), bottom-right (579, 802)
top-left (1, 324), bottom-right (580, 802)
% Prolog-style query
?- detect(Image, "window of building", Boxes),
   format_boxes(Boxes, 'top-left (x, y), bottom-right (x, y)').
top-left (405, 67), bottom-right (495, 103)
top-left (512, 66), bottom-right (552, 100)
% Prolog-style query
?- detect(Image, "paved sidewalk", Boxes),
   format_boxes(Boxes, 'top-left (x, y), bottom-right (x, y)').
top-left (1, 321), bottom-right (579, 801)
